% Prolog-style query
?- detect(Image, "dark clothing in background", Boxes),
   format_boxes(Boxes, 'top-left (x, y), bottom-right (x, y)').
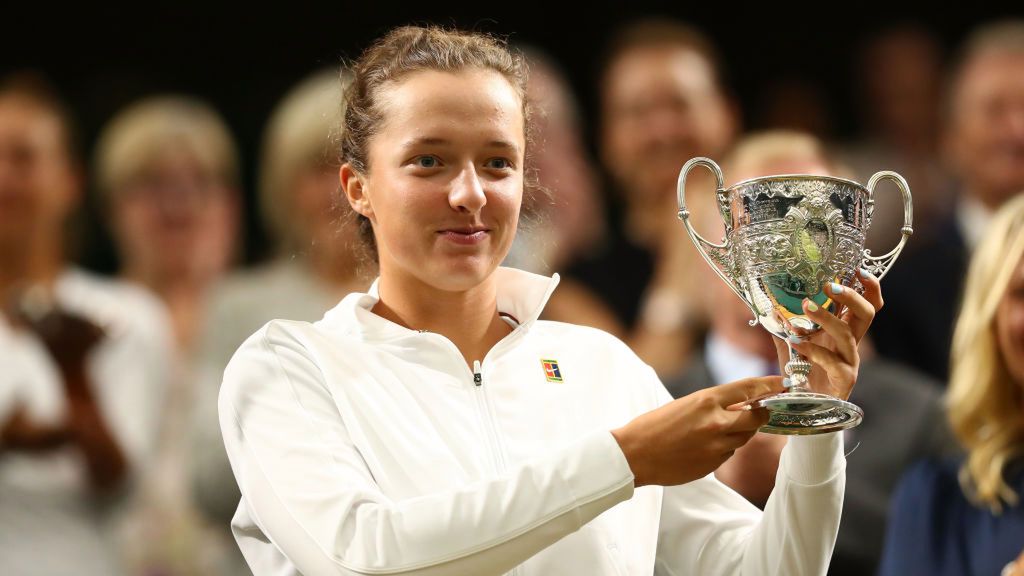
top-left (869, 217), bottom-right (968, 383)
top-left (878, 458), bottom-right (1024, 576)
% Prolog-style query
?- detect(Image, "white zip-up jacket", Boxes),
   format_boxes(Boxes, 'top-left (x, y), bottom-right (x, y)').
top-left (219, 267), bottom-right (846, 576)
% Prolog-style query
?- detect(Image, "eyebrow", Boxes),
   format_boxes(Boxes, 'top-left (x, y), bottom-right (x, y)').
top-left (399, 137), bottom-right (521, 153)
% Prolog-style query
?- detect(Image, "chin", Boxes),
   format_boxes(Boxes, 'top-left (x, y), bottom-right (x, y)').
top-left (426, 257), bottom-right (500, 292)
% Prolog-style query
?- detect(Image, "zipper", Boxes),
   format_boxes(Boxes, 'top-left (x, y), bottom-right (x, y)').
top-left (418, 335), bottom-right (520, 575)
top-left (470, 359), bottom-right (509, 474)
top-left (468, 359), bottom-right (516, 576)
top-left (415, 330), bottom-right (515, 476)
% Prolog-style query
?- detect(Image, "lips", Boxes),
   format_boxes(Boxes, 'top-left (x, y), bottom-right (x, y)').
top-left (438, 226), bottom-right (490, 245)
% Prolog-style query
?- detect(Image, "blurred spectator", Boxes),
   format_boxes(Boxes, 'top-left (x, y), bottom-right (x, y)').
top-left (870, 20), bottom-right (1024, 382)
top-left (0, 73), bottom-right (170, 576)
top-left (549, 18), bottom-right (739, 377)
top-left (95, 96), bottom-right (242, 575)
top-left (841, 25), bottom-right (953, 253)
top-left (96, 96), bottom-right (241, 352)
top-left (664, 131), bottom-right (952, 576)
top-left (879, 192), bottom-right (1024, 576)
top-left (503, 47), bottom-right (604, 275)
top-left (190, 69), bottom-right (367, 576)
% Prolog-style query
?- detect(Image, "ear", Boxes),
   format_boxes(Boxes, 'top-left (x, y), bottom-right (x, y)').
top-left (339, 163), bottom-right (373, 221)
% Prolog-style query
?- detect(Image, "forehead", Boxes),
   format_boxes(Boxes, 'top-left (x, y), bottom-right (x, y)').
top-left (732, 157), bottom-right (832, 183)
top-left (0, 96), bottom-right (64, 151)
top-left (957, 51), bottom-right (1024, 101)
top-left (604, 46), bottom-right (719, 104)
top-left (373, 68), bottom-right (524, 147)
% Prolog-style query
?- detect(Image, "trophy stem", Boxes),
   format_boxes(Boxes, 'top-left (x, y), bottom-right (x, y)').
top-left (784, 345), bottom-right (813, 393)
top-left (754, 342), bottom-right (863, 435)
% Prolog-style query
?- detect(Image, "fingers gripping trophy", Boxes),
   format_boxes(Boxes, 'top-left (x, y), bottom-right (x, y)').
top-left (677, 157), bottom-right (913, 434)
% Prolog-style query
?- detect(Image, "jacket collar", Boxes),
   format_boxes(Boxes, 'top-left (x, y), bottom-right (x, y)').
top-left (322, 267), bottom-right (560, 342)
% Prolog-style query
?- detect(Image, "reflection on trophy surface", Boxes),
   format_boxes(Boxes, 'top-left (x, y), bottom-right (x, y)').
top-left (677, 157), bottom-right (914, 434)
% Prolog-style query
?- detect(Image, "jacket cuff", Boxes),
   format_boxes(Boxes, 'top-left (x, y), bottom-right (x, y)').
top-left (782, 432), bottom-right (845, 486)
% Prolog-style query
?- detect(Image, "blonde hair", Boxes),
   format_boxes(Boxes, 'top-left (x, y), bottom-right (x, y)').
top-left (260, 70), bottom-right (349, 253)
top-left (947, 192), bottom-right (1024, 512)
top-left (95, 95), bottom-right (239, 199)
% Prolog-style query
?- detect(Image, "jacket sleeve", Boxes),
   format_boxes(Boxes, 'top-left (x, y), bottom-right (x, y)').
top-left (650, 374), bottom-right (846, 576)
top-left (218, 323), bottom-right (636, 576)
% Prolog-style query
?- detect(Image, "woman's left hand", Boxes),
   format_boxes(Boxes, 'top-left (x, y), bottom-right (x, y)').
top-left (774, 268), bottom-right (884, 400)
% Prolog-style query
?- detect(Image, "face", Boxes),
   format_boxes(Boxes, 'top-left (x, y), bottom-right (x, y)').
top-left (602, 45), bottom-right (735, 204)
top-left (527, 64), bottom-right (601, 259)
top-left (111, 148), bottom-right (236, 282)
top-left (946, 51), bottom-right (1024, 207)
top-left (863, 30), bottom-right (941, 140)
top-left (996, 253), bottom-right (1024, 387)
top-left (0, 96), bottom-right (77, 250)
top-left (344, 68), bottom-right (525, 293)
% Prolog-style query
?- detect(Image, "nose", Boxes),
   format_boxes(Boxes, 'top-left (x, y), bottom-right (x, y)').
top-left (449, 164), bottom-right (487, 214)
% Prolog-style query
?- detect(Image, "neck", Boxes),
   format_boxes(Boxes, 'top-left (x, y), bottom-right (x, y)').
top-left (624, 202), bottom-right (667, 250)
top-left (966, 185), bottom-right (1010, 213)
top-left (0, 230), bottom-right (63, 301)
top-left (713, 320), bottom-right (777, 364)
top-left (372, 268), bottom-right (510, 367)
top-left (122, 264), bottom-right (211, 351)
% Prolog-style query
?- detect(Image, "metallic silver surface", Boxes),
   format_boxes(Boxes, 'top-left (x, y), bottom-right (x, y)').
top-left (677, 157), bottom-right (913, 434)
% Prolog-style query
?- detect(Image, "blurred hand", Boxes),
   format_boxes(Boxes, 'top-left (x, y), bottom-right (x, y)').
top-left (611, 376), bottom-right (785, 487)
top-left (774, 269), bottom-right (884, 401)
top-left (10, 292), bottom-right (105, 387)
top-left (0, 406), bottom-right (72, 452)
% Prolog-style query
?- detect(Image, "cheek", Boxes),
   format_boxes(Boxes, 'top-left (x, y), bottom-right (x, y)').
top-left (1008, 302), bottom-right (1024, 345)
top-left (202, 199), bottom-right (236, 236)
top-left (115, 202), bottom-right (151, 236)
top-left (996, 299), bottom-right (1024, 368)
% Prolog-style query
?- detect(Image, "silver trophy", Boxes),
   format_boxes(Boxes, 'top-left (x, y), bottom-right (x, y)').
top-left (677, 157), bottom-right (913, 435)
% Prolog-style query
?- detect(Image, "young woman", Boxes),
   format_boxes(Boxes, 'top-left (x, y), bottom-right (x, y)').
top-left (879, 194), bottom-right (1024, 576)
top-left (218, 26), bottom-right (882, 576)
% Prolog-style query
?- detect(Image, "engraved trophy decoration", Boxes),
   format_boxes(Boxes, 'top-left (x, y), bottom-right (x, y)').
top-left (677, 157), bottom-right (913, 434)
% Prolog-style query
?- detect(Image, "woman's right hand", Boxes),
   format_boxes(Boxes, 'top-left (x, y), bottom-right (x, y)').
top-left (611, 376), bottom-right (785, 487)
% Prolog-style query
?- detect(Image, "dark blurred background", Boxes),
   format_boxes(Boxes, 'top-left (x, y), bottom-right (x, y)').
top-left (4, 2), bottom-right (1021, 270)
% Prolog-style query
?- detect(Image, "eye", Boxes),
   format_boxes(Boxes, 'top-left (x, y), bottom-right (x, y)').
top-left (413, 155), bottom-right (441, 169)
top-left (485, 157), bottom-right (514, 170)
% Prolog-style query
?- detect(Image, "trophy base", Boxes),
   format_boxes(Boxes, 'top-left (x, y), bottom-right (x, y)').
top-left (754, 392), bottom-right (863, 435)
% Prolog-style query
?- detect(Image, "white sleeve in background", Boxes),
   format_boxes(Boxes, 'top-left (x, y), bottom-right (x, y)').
top-left (90, 293), bottom-right (173, 476)
top-left (219, 325), bottom-right (636, 576)
top-left (650, 378), bottom-right (846, 576)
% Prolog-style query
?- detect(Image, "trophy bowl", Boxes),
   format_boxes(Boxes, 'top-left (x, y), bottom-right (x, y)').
top-left (677, 157), bottom-right (913, 435)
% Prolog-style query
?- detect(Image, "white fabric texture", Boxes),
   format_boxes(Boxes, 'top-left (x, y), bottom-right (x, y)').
top-left (0, 268), bottom-right (172, 576)
top-left (219, 267), bottom-right (846, 576)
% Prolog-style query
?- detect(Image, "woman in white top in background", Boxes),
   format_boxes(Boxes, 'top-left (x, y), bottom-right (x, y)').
top-left (218, 25), bottom-right (883, 576)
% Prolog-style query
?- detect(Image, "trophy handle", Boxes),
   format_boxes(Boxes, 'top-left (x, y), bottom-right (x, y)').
top-left (863, 171), bottom-right (914, 281)
top-left (677, 157), bottom-right (756, 321)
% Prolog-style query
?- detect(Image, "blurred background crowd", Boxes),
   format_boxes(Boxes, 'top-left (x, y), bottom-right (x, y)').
top-left (3, 6), bottom-right (1024, 576)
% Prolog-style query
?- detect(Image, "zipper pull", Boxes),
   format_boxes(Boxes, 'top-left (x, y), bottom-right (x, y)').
top-left (473, 360), bottom-right (482, 386)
